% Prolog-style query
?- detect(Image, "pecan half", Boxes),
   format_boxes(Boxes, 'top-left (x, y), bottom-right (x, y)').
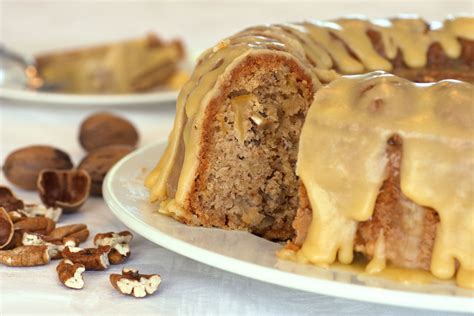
top-left (14, 217), bottom-right (56, 235)
top-left (0, 245), bottom-right (50, 266)
top-left (22, 204), bottom-right (62, 222)
top-left (22, 232), bottom-right (79, 259)
top-left (62, 245), bottom-right (111, 271)
top-left (48, 224), bottom-right (89, 243)
top-left (56, 259), bottom-right (85, 289)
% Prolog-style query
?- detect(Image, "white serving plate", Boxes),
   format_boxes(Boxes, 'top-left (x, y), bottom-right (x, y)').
top-left (0, 57), bottom-right (195, 107)
top-left (103, 141), bottom-right (474, 313)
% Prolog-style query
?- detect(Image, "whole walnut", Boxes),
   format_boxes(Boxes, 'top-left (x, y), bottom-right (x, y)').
top-left (79, 112), bottom-right (139, 152)
top-left (3, 145), bottom-right (73, 190)
top-left (78, 145), bottom-right (134, 196)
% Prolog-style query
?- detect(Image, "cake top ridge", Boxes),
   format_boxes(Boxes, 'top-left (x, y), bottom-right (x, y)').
top-left (238, 15), bottom-right (473, 73)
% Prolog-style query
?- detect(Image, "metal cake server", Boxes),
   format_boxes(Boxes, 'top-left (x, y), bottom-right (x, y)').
top-left (0, 45), bottom-right (60, 91)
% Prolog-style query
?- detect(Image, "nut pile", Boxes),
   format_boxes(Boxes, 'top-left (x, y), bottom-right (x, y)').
top-left (0, 184), bottom-right (160, 297)
top-left (1, 112), bottom-right (162, 298)
top-left (0, 188), bottom-right (87, 267)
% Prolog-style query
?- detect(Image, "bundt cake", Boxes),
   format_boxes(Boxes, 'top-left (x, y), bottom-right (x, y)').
top-left (145, 15), bottom-right (473, 288)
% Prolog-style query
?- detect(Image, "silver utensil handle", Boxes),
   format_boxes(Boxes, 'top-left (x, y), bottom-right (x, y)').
top-left (0, 44), bottom-right (32, 67)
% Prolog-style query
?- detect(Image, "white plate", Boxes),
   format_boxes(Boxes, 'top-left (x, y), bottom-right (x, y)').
top-left (103, 141), bottom-right (474, 313)
top-left (0, 57), bottom-right (195, 107)
top-left (0, 87), bottom-right (178, 107)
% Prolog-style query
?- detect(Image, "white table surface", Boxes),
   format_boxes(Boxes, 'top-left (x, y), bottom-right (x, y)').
top-left (0, 1), bottom-right (472, 315)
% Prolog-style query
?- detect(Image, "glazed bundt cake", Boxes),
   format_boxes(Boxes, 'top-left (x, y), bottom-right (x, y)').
top-left (145, 16), bottom-right (473, 288)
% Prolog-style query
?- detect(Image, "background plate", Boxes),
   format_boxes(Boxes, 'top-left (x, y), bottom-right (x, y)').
top-left (0, 57), bottom-right (194, 107)
top-left (0, 87), bottom-right (178, 107)
top-left (103, 142), bottom-right (473, 313)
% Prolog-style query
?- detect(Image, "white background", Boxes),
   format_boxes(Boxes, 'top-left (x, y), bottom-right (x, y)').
top-left (0, 1), bottom-right (472, 315)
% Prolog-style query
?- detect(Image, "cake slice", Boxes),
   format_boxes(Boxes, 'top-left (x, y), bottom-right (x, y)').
top-left (146, 42), bottom-right (318, 240)
top-left (35, 34), bottom-right (185, 94)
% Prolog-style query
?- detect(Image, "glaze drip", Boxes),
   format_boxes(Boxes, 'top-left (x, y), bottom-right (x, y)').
top-left (297, 72), bottom-right (473, 288)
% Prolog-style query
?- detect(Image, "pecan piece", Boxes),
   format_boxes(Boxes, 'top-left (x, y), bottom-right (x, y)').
top-left (22, 232), bottom-right (79, 259)
top-left (48, 224), bottom-right (89, 243)
top-left (22, 204), bottom-right (62, 222)
top-left (94, 231), bottom-right (133, 264)
top-left (8, 205), bottom-right (62, 224)
top-left (62, 245), bottom-right (111, 270)
top-left (0, 245), bottom-right (50, 266)
top-left (7, 210), bottom-right (27, 223)
top-left (14, 217), bottom-right (56, 235)
top-left (110, 268), bottom-right (161, 298)
top-left (56, 259), bottom-right (85, 289)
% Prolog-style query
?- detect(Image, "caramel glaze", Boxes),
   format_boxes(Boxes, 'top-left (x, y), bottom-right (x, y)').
top-left (145, 16), bottom-right (474, 288)
top-left (295, 72), bottom-right (473, 289)
top-left (356, 135), bottom-right (439, 272)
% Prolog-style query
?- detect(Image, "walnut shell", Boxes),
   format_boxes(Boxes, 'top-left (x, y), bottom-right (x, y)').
top-left (79, 112), bottom-right (139, 152)
top-left (78, 145), bottom-right (134, 196)
top-left (3, 146), bottom-right (73, 190)
top-left (37, 169), bottom-right (91, 213)
top-left (0, 186), bottom-right (24, 212)
top-left (0, 207), bottom-right (14, 249)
